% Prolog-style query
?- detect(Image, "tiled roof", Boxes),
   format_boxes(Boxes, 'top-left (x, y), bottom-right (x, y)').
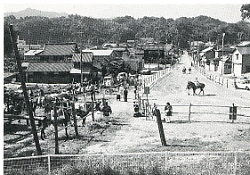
top-left (237, 41), bottom-right (250, 47)
top-left (24, 50), bottom-right (43, 56)
top-left (39, 43), bottom-right (77, 56)
top-left (72, 52), bottom-right (93, 63)
top-left (70, 67), bottom-right (91, 74)
top-left (4, 72), bottom-right (16, 79)
top-left (26, 63), bottom-right (74, 72)
top-left (201, 47), bottom-right (214, 53)
top-left (143, 45), bottom-right (164, 51)
top-left (236, 47), bottom-right (250, 55)
top-left (82, 49), bottom-right (113, 56)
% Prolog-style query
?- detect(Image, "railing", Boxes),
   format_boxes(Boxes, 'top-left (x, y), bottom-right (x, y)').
top-left (4, 151), bottom-right (250, 174)
top-left (141, 67), bottom-right (171, 90)
top-left (198, 66), bottom-right (237, 89)
top-left (139, 102), bottom-right (250, 123)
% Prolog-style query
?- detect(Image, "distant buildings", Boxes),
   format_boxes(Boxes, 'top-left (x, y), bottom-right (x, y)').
top-left (195, 41), bottom-right (250, 77)
top-left (232, 43), bottom-right (250, 77)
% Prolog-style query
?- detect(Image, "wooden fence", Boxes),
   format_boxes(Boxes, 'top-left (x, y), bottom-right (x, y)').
top-left (4, 151), bottom-right (250, 174)
top-left (140, 102), bottom-right (250, 124)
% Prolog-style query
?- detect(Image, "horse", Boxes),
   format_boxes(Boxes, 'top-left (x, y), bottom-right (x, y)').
top-left (75, 106), bottom-right (91, 126)
top-left (186, 81), bottom-right (205, 95)
top-left (40, 107), bottom-right (72, 140)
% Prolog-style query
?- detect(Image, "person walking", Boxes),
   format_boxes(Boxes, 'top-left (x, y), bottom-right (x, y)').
top-left (124, 88), bottom-right (128, 102)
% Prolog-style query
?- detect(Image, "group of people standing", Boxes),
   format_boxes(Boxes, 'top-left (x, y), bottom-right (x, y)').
top-left (152, 102), bottom-right (173, 123)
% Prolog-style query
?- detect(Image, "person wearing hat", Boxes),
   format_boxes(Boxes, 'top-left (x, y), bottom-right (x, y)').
top-left (164, 102), bottom-right (172, 123)
top-left (194, 77), bottom-right (200, 87)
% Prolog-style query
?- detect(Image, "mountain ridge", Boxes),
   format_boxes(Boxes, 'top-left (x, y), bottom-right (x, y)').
top-left (4, 8), bottom-right (68, 18)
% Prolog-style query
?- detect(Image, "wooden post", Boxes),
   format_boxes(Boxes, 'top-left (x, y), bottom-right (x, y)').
top-left (91, 93), bottom-right (95, 122)
top-left (9, 24), bottom-right (42, 155)
top-left (234, 151), bottom-right (237, 175)
top-left (71, 84), bottom-right (78, 137)
top-left (155, 110), bottom-right (167, 146)
top-left (48, 155), bottom-right (51, 175)
top-left (188, 103), bottom-right (192, 123)
top-left (232, 103), bottom-right (235, 123)
top-left (72, 101), bottom-right (78, 137)
top-left (53, 104), bottom-right (59, 154)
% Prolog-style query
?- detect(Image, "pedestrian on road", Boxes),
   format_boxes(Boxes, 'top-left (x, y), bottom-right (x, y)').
top-left (124, 88), bottom-right (128, 102)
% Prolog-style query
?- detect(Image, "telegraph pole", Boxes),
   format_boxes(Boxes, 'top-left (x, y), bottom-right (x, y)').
top-left (78, 31), bottom-right (84, 85)
top-left (9, 24), bottom-right (42, 155)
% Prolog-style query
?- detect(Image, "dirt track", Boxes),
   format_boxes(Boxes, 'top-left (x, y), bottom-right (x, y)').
top-left (4, 52), bottom-right (250, 157)
top-left (81, 52), bottom-right (250, 154)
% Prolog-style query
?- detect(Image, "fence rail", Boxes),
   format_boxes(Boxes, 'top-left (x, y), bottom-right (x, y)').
top-left (140, 102), bottom-right (250, 123)
top-left (4, 151), bottom-right (250, 174)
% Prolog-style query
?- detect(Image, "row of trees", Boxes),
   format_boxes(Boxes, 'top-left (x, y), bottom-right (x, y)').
top-left (4, 5), bottom-right (250, 57)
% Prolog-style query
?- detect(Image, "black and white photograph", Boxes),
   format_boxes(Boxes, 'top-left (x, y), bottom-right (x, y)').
top-left (3, 1), bottom-right (250, 174)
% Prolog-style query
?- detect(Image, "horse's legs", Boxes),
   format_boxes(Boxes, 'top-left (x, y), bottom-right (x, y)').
top-left (64, 121), bottom-right (69, 140)
top-left (82, 118), bottom-right (86, 126)
top-left (41, 127), bottom-right (45, 140)
top-left (198, 88), bottom-right (204, 95)
top-left (193, 88), bottom-right (196, 96)
top-left (202, 89), bottom-right (204, 95)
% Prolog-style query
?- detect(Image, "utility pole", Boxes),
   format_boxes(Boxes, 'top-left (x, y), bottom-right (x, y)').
top-left (9, 24), bottom-right (42, 155)
top-left (158, 44), bottom-right (160, 70)
top-left (53, 104), bottom-right (59, 154)
top-left (72, 84), bottom-right (78, 137)
top-left (222, 33), bottom-right (225, 56)
top-left (78, 31), bottom-right (84, 85)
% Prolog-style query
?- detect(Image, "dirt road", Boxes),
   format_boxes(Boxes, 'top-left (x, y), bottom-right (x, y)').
top-left (83, 52), bottom-right (250, 154)
top-left (4, 52), bottom-right (250, 157)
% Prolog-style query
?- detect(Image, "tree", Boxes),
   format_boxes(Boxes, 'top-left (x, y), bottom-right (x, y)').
top-left (241, 4), bottom-right (250, 20)
top-left (4, 22), bottom-right (13, 57)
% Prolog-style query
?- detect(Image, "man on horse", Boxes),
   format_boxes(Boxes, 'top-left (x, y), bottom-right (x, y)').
top-left (194, 77), bottom-right (201, 87)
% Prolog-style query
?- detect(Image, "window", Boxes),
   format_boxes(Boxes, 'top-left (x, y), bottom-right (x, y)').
top-left (236, 54), bottom-right (239, 60)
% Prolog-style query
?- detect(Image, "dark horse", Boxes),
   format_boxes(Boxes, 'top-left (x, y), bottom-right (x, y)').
top-left (40, 104), bottom-right (91, 140)
top-left (187, 81), bottom-right (205, 95)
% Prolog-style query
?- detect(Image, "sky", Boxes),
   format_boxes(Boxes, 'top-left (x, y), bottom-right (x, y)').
top-left (2, 1), bottom-right (250, 23)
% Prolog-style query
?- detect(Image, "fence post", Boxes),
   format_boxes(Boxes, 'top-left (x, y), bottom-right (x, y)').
top-left (188, 103), bottom-right (192, 123)
top-left (48, 155), bottom-right (51, 175)
top-left (53, 104), bottom-right (59, 154)
top-left (155, 110), bottom-right (167, 146)
top-left (234, 151), bottom-right (237, 175)
top-left (165, 152), bottom-right (169, 172)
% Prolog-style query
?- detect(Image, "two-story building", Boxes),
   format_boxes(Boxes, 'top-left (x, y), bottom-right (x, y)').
top-left (23, 43), bottom-right (86, 83)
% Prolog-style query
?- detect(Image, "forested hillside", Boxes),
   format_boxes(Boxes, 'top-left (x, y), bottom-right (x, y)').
top-left (4, 14), bottom-right (250, 56)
